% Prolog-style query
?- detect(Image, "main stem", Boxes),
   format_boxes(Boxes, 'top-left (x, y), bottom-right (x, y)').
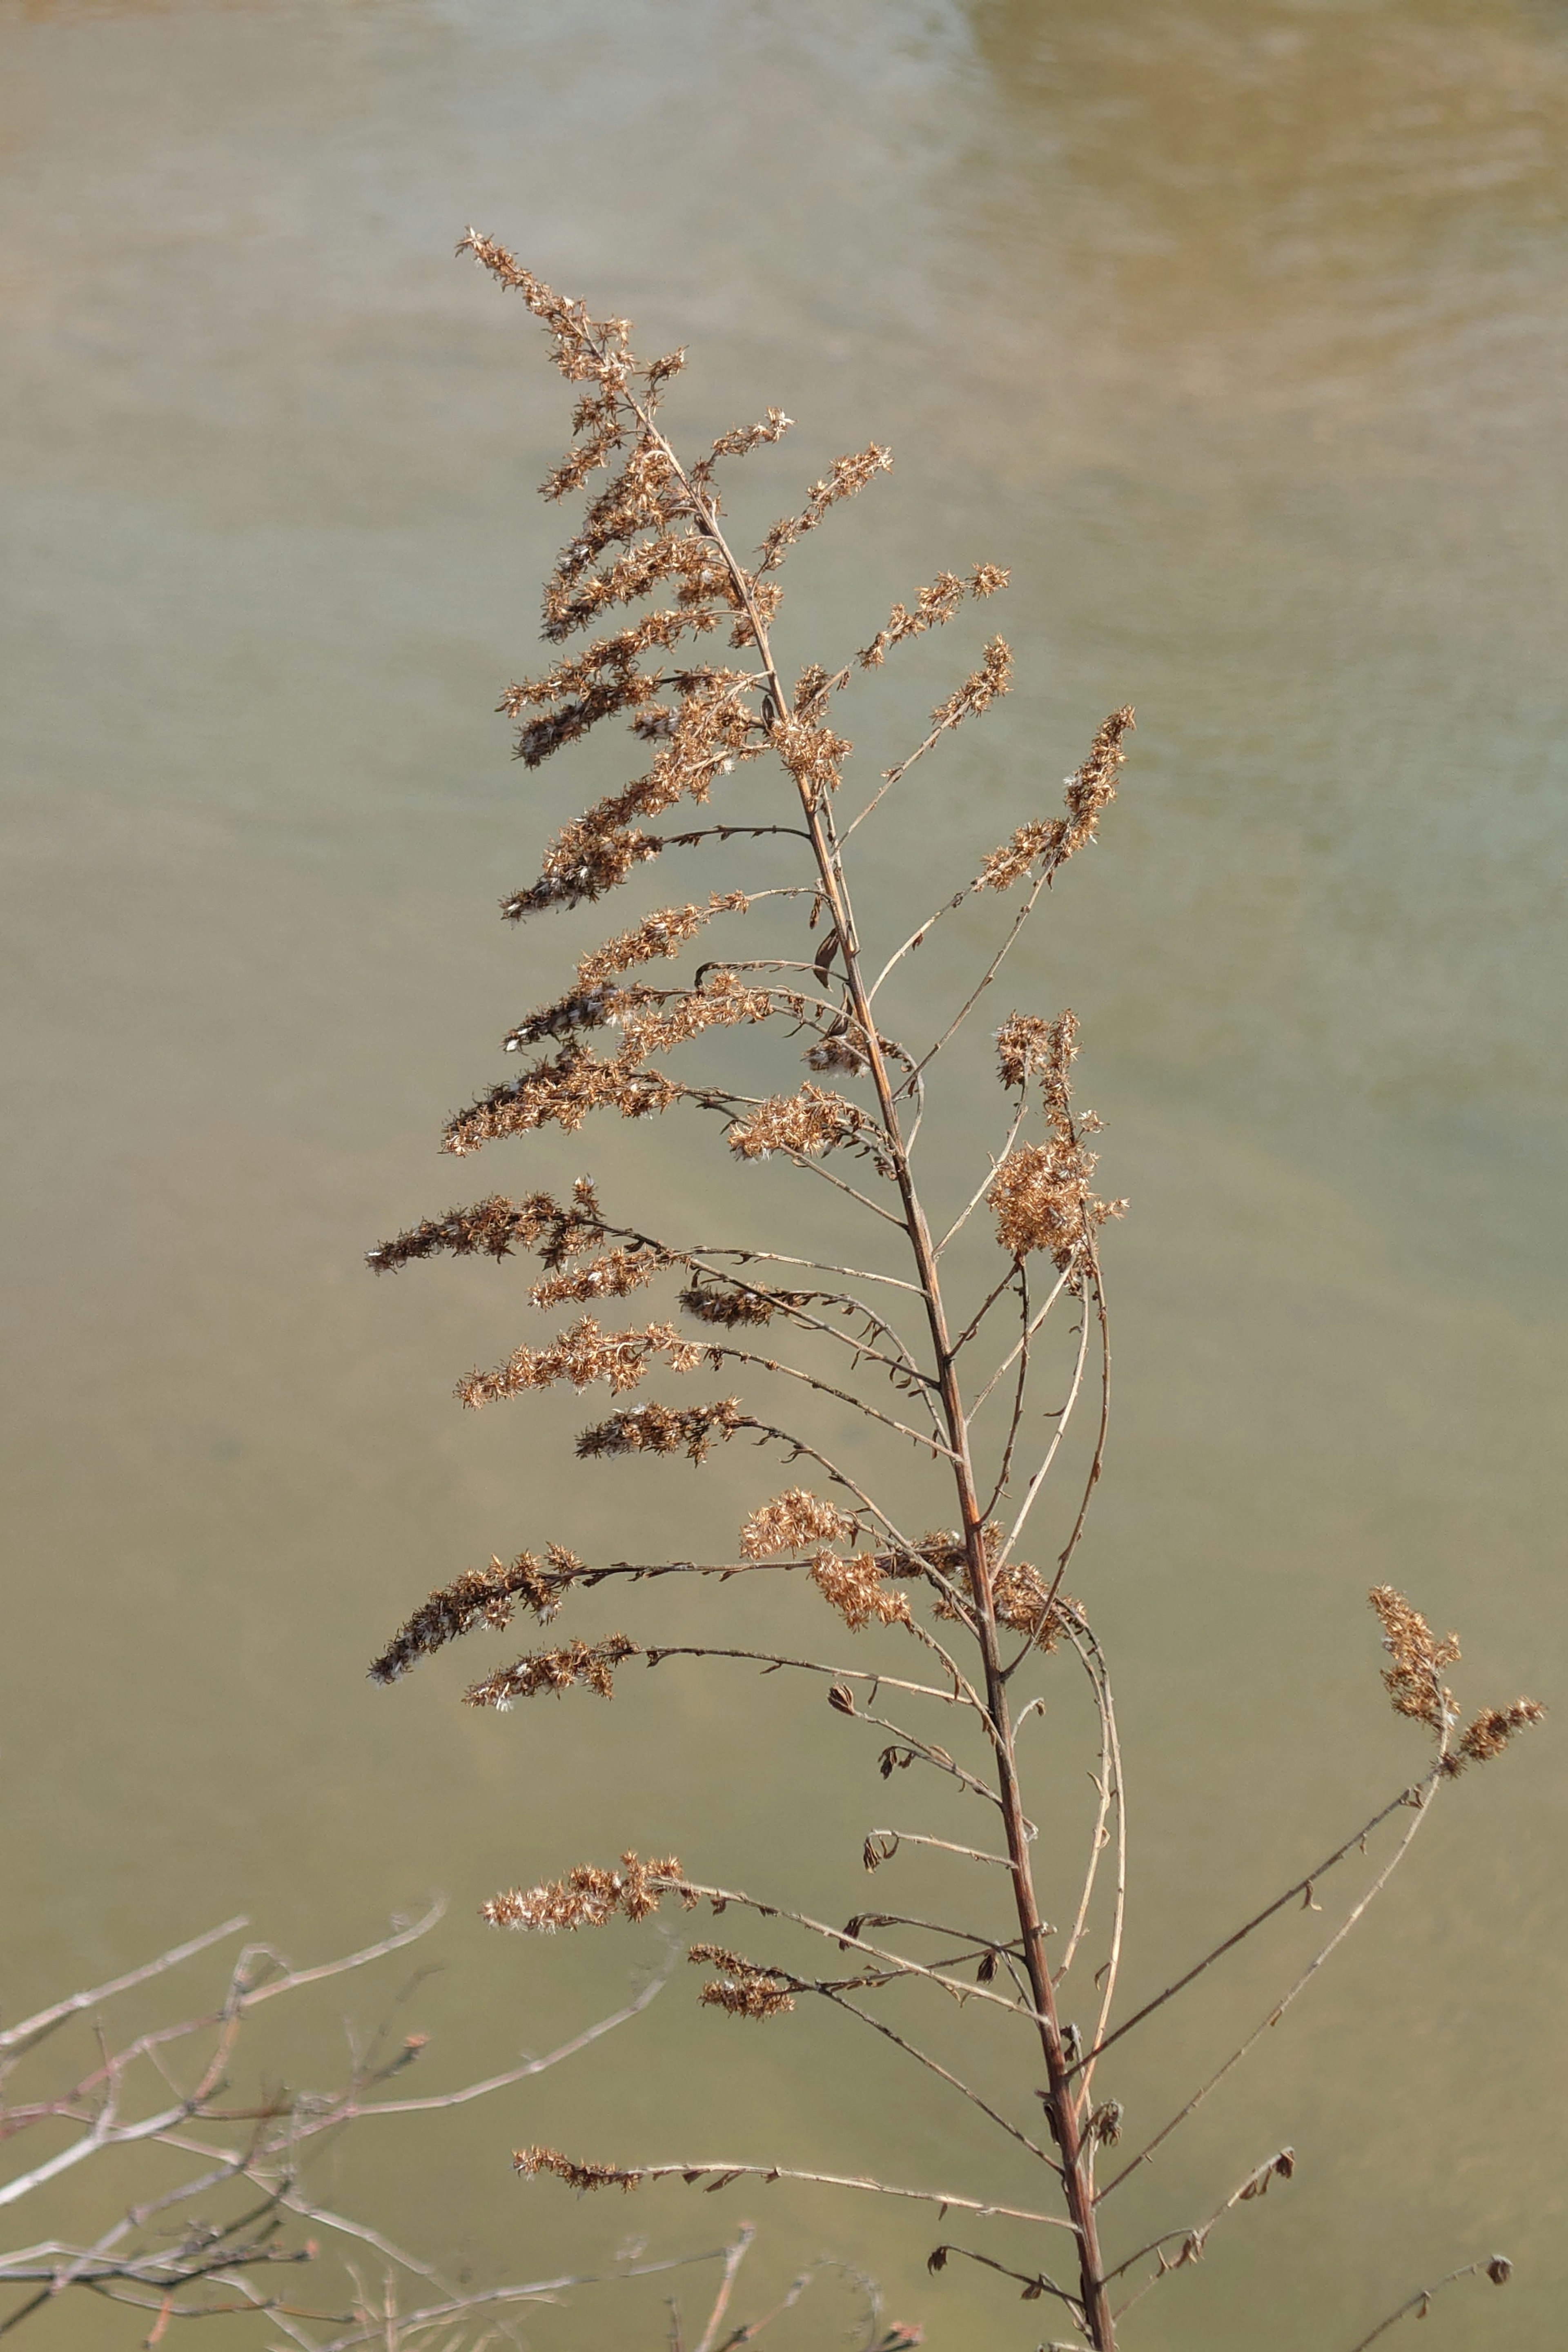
top-left (668, 459), bottom-right (1115, 2345)
top-left (807, 793), bottom-right (1116, 2352)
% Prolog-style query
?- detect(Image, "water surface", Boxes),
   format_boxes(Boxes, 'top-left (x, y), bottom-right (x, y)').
top-left (2, 1), bottom-right (1565, 2343)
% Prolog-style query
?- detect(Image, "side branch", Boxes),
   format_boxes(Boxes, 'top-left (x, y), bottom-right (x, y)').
top-left (1069, 1781), bottom-right (1425, 2078)
top-left (1343, 2257), bottom-right (1512, 2351)
top-left (1096, 1770), bottom-right (1445, 2201)
top-left (516, 2149), bottom-right (1074, 2230)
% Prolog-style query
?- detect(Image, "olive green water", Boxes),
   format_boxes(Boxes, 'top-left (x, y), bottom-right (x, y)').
top-left (2, 0), bottom-right (1566, 2343)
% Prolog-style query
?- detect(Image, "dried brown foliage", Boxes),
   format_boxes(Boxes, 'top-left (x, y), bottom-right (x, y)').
top-left (688, 1944), bottom-right (798, 2019)
top-left (483, 1852), bottom-right (690, 1931)
top-left (463, 1633), bottom-right (640, 1709)
top-left (1368, 1587), bottom-right (1543, 1775)
top-left (361, 242), bottom-right (1543, 2352)
top-left (739, 1488), bottom-right (856, 1559)
top-left (369, 1544), bottom-right (584, 1681)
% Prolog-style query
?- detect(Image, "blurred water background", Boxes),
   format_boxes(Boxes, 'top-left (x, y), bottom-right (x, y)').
top-left (2, 0), bottom-right (1566, 2343)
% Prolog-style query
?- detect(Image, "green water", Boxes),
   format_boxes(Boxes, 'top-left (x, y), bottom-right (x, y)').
top-left (2, 1), bottom-right (1565, 2343)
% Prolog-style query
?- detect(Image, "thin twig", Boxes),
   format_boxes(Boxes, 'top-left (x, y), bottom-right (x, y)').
top-left (1096, 1769), bottom-right (1446, 2202)
top-left (1341, 2258), bottom-right (1512, 2351)
top-left (1069, 1781), bottom-right (1425, 2080)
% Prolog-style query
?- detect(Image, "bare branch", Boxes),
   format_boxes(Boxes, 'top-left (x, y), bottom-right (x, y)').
top-left (823, 1994), bottom-right (1060, 2172)
top-left (0, 1920), bottom-right (248, 2060)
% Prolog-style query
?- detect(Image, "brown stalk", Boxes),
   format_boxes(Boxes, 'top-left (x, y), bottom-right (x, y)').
top-left (624, 387), bottom-right (1118, 2343)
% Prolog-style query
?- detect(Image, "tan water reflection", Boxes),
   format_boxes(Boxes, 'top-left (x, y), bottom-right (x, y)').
top-left (2, 1), bottom-right (1564, 2343)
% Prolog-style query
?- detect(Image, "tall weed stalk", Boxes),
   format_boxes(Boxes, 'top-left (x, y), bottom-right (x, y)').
top-left (368, 235), bottom-right (1541, 2348)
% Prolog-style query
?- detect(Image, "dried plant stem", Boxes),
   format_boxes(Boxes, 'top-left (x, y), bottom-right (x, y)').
top-left (374, 247), bottom-right (1543, 2352)
top-left (611, 407), bottom-right (1120, 2343)
top-left (1096, 1768), bottom-right (1445, 2203)
top-left (0, 1919), bottom-right (249, 2066)
top-left (1342, 2257), bottom-right (1512, 2350)
top-left (643, 1646), bottom-right (970, 1709)
top-left (993, 1288), bottom-right (1094, 1570)
top-left (905, 866), bottom-right (1055, 1076)
top-left (644, 1879), bottom-right (1043, 2028)
top-left (824, 1992), bottom-right (1062, 2170)
top-left (1068, 1780), bottom-right (1426, 2080)
top-left (1106, 2147), bottom-right (1296, 2317)
top-left (523, 2157), bottom-right (1070, 2229)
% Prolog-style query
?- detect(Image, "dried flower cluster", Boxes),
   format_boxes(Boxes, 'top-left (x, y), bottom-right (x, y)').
top-left (810, 1550), bottom-right (913, 1632)
top-left (464, 1633), bottom-right (639, 1710)
top-left (482, 1851), bottom-right (690, 1932)
top-left (574, 1398), bottom-right (745, 1462)
top-left (984, 1009), bottom-right (1125, 1267)
top-left (369, 1545), bottom-right (584, 1682)
top-left (1370, 1587), bottom-right (1542, 1775)
top-left (364, 245), bottom-right (1542, 2352)
top-left (727, 1084), bottom-right (888, 1168)
top-left (1455, 1700), bottom-right (1546, 1767)
top-left (532, 1244), bottom-right (672, 1307)
top-left (739, 1488), bottom-right (856, 1559)
top-left (370, 1180), bottom-right (611, 1277)
top-left (679, 1274), bottom-right (805, 1325)
top-left (993, 1013), bottom-right (1056, 1091)
top-left (929, 637), bottom-right (1014, 734)
top-left (457, 1316), bottom-right (712, 1408)
top-left (992, 1561), bottom-right (1078, 1653)
top-left (858, 564), bottom-right (1009, 668)
top-left (987, 1139), bottom-right (1123, 1268)
top-left (688, 1945), bottom-right (797, 2019)
top-left (979, 706), bottom-right (1134, 891)
top-left (574, 891), bottom-right (748, 989)
top-left (1369, 1586), bottom-right (1463, 1733)
top-left (368, 1193), bottom-right (560, 1272)
top-left (515, 2147), bottom-right (641, 2192)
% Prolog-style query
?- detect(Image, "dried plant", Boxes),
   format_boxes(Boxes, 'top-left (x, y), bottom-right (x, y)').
top-left (0, 1906), bottom-right (682, 2343)
top-left (365, 235), bottom-right (1544, 2349)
